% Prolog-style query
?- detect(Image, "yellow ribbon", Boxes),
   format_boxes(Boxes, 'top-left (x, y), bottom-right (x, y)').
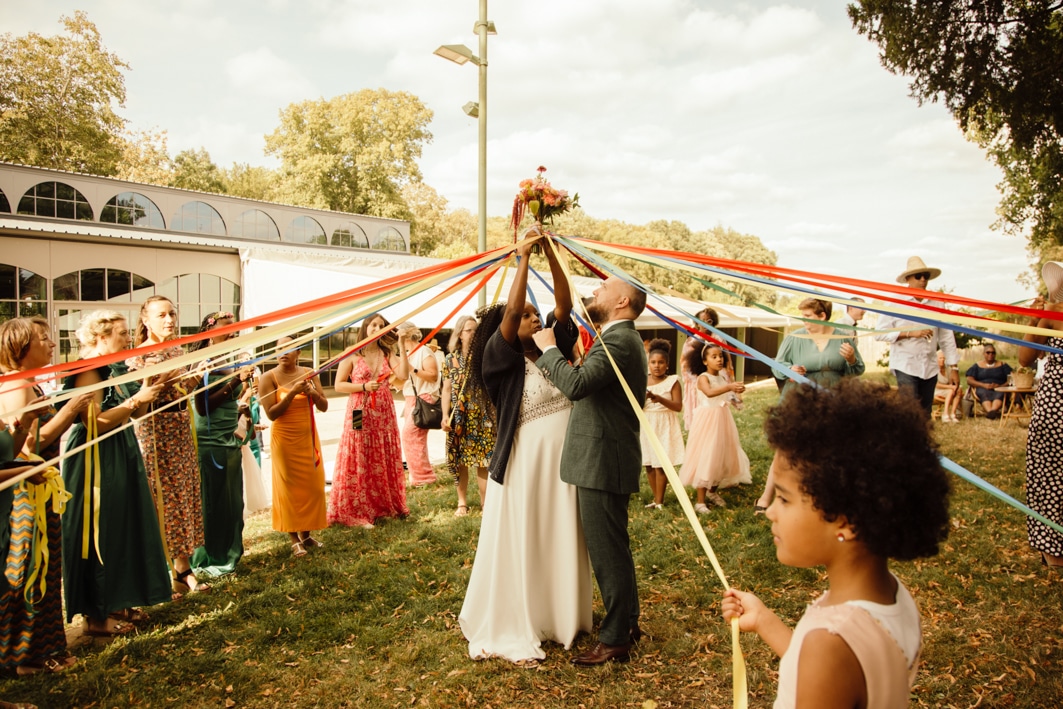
top-left (543, 234), bottom-right (748, 709)
top-left (16, 455), bottom-right (71, 605)
top-left (82, 401), bottom-right (103, 564)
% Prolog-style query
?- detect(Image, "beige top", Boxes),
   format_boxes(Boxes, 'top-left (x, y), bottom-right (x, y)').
top-left (775, 577), bottom-right (921, 709)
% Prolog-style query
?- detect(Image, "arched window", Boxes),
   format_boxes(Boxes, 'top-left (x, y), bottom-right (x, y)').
top-left (232, 209), bottom-right (280, 240)
top-left (17, 181), bottom-right (93, 220)
top-left (52, 268), bottom-right (155, 304)
top-left (101, 192), bottom-right (165, 228)
top-left (0, 188), bottom-right (10, 213)
top-left (0, 263), bottom-right (47, 322)
top-left (332, 222), bottom-right (370, 249)
top-left (171, 201), bottom-right (226, 235)
top-left (373, 226), bottom-right (406, 251)
top-left (153, 273), bottom-right (241, 338)
top-left (284, 216), bottom-right (326, 245)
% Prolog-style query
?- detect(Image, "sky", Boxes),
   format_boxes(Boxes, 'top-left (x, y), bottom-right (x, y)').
top-left (2, 0), bottom-right (1036, 305)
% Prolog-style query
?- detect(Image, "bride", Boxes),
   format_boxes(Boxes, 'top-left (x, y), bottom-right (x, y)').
top-left (458, 232), bottom-right (592, 664)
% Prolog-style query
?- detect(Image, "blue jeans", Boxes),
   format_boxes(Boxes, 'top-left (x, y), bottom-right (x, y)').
top-left (893, 370), bottom-right (936, 417)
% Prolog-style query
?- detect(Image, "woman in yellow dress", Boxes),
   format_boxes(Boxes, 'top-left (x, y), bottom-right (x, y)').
top-left (257, 337), bottom-right (328, 557)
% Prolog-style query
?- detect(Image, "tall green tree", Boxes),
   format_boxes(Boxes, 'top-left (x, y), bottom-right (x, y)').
top-left (264, 89), bottom-right (433, 218)
top-left (169, 148), bottom-right (227, 194)
top-left (0, 11), bottom-right (129, 175)
top-left (849, 1), bottom-right (1063, 251)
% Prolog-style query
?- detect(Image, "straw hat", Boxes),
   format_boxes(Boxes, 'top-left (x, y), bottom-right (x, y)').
top-left (1043, 261), bottom-right (1063, 302)
top-left (896, 256), bottom-right (942, 284)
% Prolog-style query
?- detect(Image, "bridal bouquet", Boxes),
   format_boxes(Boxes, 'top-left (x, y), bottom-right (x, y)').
top-left (510, 166), bottom-right (579, 240)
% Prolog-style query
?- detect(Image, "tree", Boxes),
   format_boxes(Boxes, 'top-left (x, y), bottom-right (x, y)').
top-left (115, 128), bottom-right (172, 185)
top-left (849, 1), bottom-right (1063, 250)
top-left (264, 89), bottom-right (433, 218)
top-left (169, 148), bottom-right (226, 194)
top-left (0, 11), bottom-right (129, 175)
top-left (222, 163), bottom-right (276, 202)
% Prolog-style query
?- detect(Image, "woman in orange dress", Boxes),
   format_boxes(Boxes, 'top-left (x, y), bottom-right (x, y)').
top-left (257, 336), bottom-right (328, 557)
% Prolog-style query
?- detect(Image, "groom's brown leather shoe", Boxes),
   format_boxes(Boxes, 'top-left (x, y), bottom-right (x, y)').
top-left (571, 642), bottom-right (631, 666)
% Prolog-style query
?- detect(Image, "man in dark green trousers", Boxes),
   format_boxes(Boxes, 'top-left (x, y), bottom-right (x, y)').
top-left (533, 275), bottom-right (648, 665)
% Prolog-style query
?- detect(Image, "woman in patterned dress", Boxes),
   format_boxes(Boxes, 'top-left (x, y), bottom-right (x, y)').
top-left (442, 315), bottom-right (494, 516)
top-left (1019, 266), bottom-right (1063, 569)
top-left (0, 317), bottom-right (92, 673)
top-left (127, 296), bottom-right (209, 595)
top-left (328, 314), bottom-right (408, 529)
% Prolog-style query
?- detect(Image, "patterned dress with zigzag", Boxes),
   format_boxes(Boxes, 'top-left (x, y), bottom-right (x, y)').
top-left (0, 391), bottom-right (66, 670)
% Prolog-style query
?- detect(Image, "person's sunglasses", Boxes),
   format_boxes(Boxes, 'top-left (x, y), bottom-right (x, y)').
top-left (912, 272), bottom-right (931, 280)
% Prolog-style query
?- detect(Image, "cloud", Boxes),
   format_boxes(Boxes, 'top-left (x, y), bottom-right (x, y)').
top-left (225, 47), bottom-right (318, 103)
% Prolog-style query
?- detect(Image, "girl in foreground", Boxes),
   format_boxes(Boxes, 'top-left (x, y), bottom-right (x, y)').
top-left (722, 379), bottom-right (950, 708)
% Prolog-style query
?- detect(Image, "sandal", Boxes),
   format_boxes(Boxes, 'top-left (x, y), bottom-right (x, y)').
top-left (694, 503), bottom-right (711, 516)
top-left (109, 608), bottom-right (148, 623)
top-left (454, 505), bottom-right (469, 517)
top-left (301, 535), bottom-right (323, 549)
top-left (706, 491), bottom-right (727, 508)
top-left (84, 618), bottom-right (134, 637)
top-left (174, 568), bottom-right (212, 594)
top-left (292, 541), bottom-right (307, 558)
top-left (15, 655), bottom-right (76, 676)
top-left (753, 505), bottom-right (767, 515)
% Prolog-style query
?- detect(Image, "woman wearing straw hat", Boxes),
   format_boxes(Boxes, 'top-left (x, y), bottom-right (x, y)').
top-left (1018, 261), bottom-right (1063, 569)
top-left (874, 256), bottom-right (960, 417)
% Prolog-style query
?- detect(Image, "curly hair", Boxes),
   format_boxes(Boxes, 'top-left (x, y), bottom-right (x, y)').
top-left (683, 341), bottom-right (718, 378)
top-left (764, 378), bottom-right (950, 561)
top-left (467, 302), bottom-right (505, 417)
top-left (75, 310), bottom-right (127, 357)
top-left (647, 338), bottom-right (671, 359)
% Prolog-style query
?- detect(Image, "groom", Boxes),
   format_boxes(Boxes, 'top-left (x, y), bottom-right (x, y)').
top-left (533, 275), bottom-right (648, 665)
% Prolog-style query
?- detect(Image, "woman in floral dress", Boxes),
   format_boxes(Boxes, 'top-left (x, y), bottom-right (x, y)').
top-left (442, 315), bottom-right (494, 515)
top-left (328, 314), bottom-right (408, 529)
top-left (126, 296), bottom-right (209, 595)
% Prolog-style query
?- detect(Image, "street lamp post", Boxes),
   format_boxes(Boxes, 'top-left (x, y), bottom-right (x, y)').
top-left (435, 2), bottom-right (494, 307)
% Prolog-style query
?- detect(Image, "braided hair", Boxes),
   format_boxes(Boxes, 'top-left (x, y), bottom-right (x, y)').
top-left (467, 302), bottom-right (506, 417)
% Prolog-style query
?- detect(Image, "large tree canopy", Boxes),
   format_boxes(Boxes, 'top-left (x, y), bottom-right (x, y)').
top-left (265, 90), bottom-right (433, 219)
top-left (0, 11), bottom-right (129, 175)
top-left (849, 1), bottom-right (1063, 252)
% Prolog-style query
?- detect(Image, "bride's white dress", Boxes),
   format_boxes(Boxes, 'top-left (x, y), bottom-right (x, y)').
top-left (458, 359), bottom-right (593, 662)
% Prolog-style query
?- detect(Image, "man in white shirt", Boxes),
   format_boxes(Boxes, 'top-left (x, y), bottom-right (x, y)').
top-left (875, 256), bottom-right (960, 417)
top-left (836, 298), bottom-right (866, 334)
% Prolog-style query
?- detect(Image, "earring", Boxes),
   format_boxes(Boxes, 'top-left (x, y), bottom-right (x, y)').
top-left (836, 533), bottom-right (846, 543)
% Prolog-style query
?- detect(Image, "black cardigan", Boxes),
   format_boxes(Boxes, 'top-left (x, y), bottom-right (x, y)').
top-left (482, 319), bottom-right (578, 484)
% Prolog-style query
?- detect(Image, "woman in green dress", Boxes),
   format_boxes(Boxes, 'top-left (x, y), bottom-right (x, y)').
top-left (190, 312), bottom-right (250, 577)
top-left (61, 310), bottom-right (172, 636)
top-left (755, 298), bottom-right (864, 512)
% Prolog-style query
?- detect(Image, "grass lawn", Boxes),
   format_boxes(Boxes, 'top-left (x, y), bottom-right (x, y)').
top-left (3, 386), bottom-right (1061, 708)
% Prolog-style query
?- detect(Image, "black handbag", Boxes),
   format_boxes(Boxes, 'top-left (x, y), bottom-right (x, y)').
top-left (412, 397), bottom-right (442, 429)
top-left (410, 364), bottom-right (442, 430)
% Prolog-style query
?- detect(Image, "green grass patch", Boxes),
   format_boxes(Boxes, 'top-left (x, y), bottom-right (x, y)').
top-left (2, 387), bottom-right (1061, 707)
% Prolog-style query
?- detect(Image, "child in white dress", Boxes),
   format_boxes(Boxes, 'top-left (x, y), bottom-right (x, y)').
top-left (641, 339), bottom-right (684, 509)
top-left (680, 343), bottom-right (749, 513)
top-left (722, 379), bottom-right (950, 708)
